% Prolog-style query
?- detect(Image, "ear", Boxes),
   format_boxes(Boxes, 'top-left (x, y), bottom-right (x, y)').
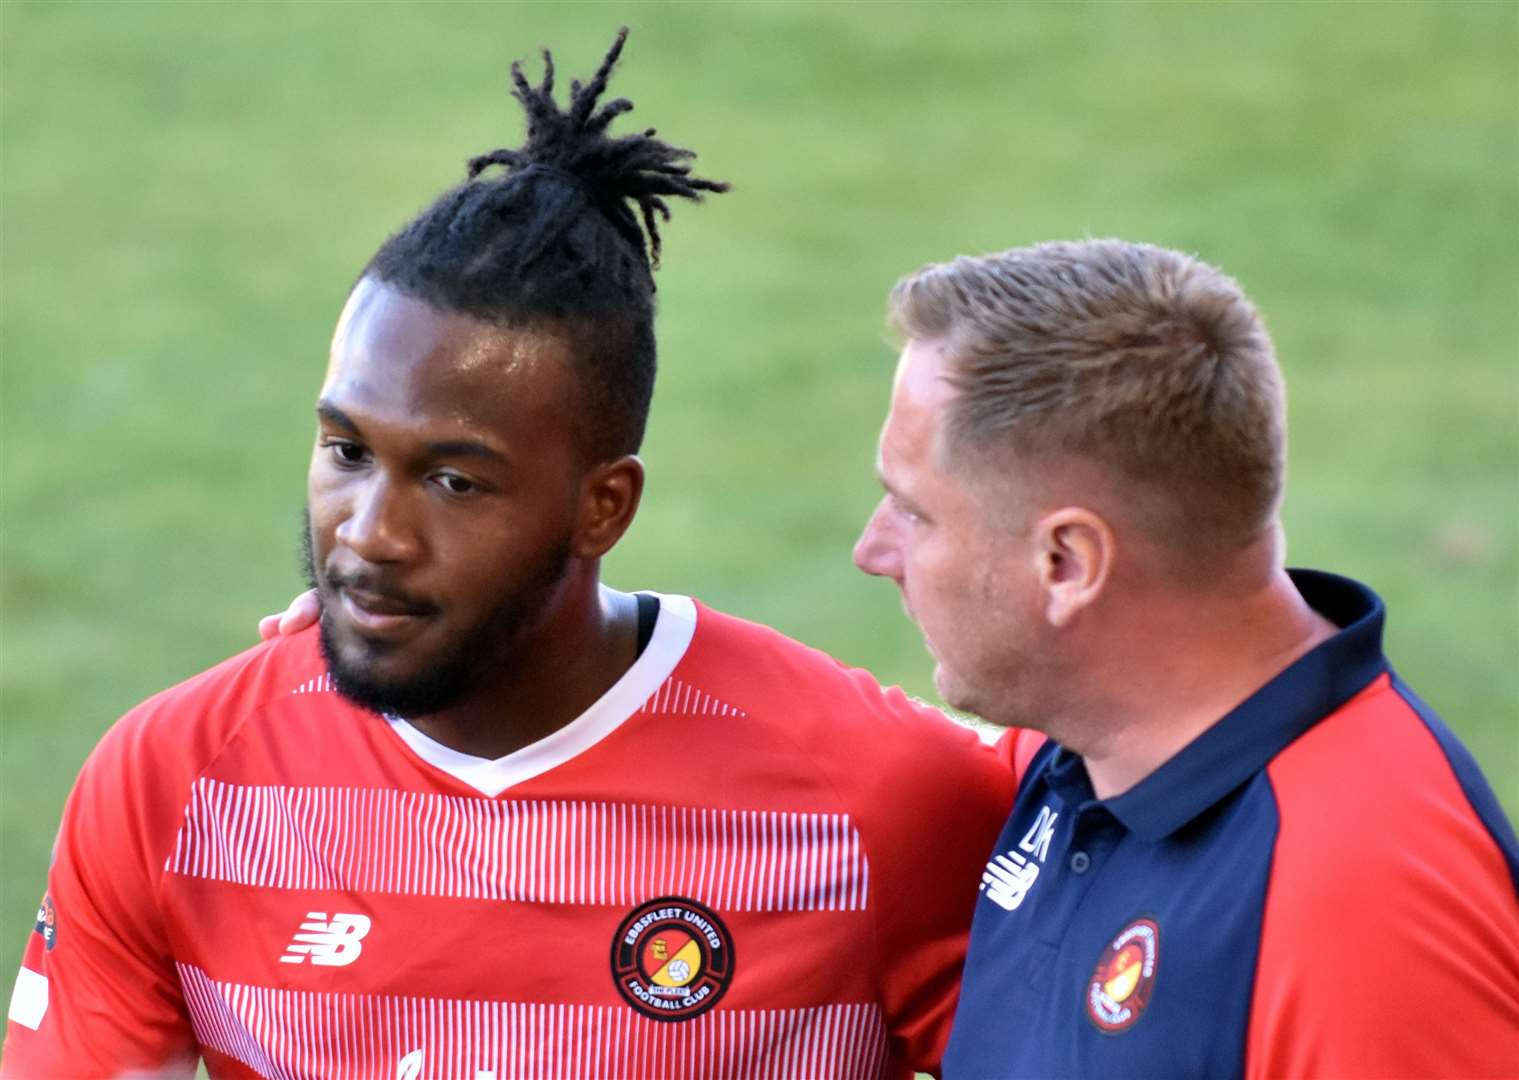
top-left (1033, 506), bottom-right (1115, 628)
top-left (573, 455), bottom-right (645, 560)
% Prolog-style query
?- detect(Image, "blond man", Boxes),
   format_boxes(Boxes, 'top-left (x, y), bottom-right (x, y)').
top-left (855, 239), bottom-right (1519, 1079)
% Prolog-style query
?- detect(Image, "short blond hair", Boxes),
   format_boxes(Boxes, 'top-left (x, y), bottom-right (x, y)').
top-left (889, 240), bottom-right (1285, 560)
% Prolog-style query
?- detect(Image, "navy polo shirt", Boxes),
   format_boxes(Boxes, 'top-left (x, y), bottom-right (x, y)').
top-left (942, 570), bottom-right (1519, 1079)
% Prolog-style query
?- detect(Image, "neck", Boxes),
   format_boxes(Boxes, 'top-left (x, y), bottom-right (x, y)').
top-left (1073, 566), bottom-right (1337, 800)
top-left (407, 575), bottom-right (641, 760)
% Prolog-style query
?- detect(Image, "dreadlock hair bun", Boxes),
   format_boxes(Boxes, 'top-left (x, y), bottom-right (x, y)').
top-left (364, 27), bottom-right (729, 460)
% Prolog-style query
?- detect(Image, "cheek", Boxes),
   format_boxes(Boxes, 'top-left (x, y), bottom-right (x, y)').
top-left (306, 471), bottom-right (346, 540)
top-left (308, 442), bottom-right (340, 489)
top-left (430, 529), bottom-right (501, 582)
top-left (303, 516), bottom-right (341, 583)
top-left (908, 535), bottom-right (1020, 637)
top-left (429, 514), bottom-right (553, 587)
top-left (307, 454), bottom-right (350, 520)
top-left (905, 535), bottom-right (968, 598)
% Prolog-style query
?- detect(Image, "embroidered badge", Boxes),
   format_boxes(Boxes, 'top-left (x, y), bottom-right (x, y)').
top-left (1086, 916), bottom-right (1159, 1033)
top-left (611, 896), bottom-right (734, 1021)
top-left (33, 895), bottom-right (56, 951)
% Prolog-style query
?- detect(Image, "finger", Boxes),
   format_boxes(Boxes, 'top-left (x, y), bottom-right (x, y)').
top-left (277, 589), bottom-right (322, 635)
top-left (257, 613), bottom-right (281, 641)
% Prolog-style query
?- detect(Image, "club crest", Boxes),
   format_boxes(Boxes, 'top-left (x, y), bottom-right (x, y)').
top-left (611, 896), bottom-right (734, 1021)
top-left (1086, 916), bottom-right (1159, 1034)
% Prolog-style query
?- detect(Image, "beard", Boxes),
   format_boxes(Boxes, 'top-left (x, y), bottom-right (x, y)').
top-left (300, 508), bottom-right (572, 720)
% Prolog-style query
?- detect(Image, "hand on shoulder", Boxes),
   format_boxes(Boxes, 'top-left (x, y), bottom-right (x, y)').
top-left (257, 589), bottom-right (320, 640)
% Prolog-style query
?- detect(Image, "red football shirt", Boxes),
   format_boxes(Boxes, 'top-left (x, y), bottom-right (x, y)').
top-left (3, 595), bottom-right (1014, 1079)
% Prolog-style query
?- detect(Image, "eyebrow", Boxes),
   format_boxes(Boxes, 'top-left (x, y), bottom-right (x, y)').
top-left (316, 400), bottom-right (509, 465)
top-left (424, 439), bottom-right (508, 464)
top-left (316, 400), bottom-right (359, 433)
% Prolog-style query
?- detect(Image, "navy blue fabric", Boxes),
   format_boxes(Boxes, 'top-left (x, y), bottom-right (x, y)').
top-left (1390, 673), bottom-right (1519, 895)
top-left (634, 592), bottom-right (660, 657)
top-left (943, 570), bottom-right (1393, 1079)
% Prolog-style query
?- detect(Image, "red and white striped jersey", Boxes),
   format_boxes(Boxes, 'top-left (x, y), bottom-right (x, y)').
top-left (3, 595), bottom-right (1014, 1079)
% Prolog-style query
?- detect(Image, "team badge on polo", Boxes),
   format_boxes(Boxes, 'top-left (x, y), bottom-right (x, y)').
top-left (1086, 916), bottom-right (1159, 1033)
top-left (612, 896), bottom-right (734, 1021)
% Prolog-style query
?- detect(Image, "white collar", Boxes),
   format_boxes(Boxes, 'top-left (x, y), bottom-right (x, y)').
top-left (384, 593), bottom-right (696, 797)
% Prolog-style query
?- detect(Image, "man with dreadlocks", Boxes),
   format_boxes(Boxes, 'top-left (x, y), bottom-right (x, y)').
top-left (2, 31), bottom-right (1011, 1079)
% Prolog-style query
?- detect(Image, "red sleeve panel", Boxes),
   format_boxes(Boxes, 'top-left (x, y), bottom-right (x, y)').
top-left (2, 634), bottom-right (323, 1078)
top-left (994, 726), bottom-right (1049, 791)
top-left (850, 687), bottom-right (1015, 1074)
top-left (1, 707), bottom-right (199, 1078)
top-left (1248, 672), bottom-right (1519, 1080)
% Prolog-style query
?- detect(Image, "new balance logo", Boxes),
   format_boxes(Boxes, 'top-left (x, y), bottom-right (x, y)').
top-left (279, 912), bottom-right (371, 966)
top-left (981, 804), bottom-right (1059, 912)
top-left (982, 849), bottom-right (1039, 910)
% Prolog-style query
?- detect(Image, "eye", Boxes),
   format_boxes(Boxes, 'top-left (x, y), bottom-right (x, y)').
top-left (322, 439), bottom-right (367, 467)
top-left (890, 494), bottom-right (925, 525)
top-left (434, 473), bottom-right (477, 496)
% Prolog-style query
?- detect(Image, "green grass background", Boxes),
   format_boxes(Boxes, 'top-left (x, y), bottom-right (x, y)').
top-left (2, 0), bottom-right (1515, 990)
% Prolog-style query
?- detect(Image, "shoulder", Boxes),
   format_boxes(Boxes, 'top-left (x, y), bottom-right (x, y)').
top-left (1264, 670), bottom-right (1518, 906)
top-left (684, 601), bottom-right (1002, 759)
top-left (1248, 671), bottom-right (1519, 1078)
top-left (44, 630), bottom-right (332, 937)
top-left (1263, 568), bottom-right (1517, 915)
top-left (679, 601), bottom-right (1015, 829)
top-left (84, 629), bottom-right (328, 794)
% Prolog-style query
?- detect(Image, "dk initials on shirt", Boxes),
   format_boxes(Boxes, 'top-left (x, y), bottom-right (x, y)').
top-left (981, 805), bottom-right (1058, 912)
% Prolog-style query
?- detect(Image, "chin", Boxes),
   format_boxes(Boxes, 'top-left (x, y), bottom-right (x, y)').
top-left (934, 667), bottom-right (1011, 727)
top-left (323, 622), bottom-right (403, 670)
top-left (932, 667), bottom-right (973, 712)
top-left (318, 614), bottom-right (471, 719)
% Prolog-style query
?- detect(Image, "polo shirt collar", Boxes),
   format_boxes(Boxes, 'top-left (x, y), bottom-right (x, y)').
top-left (1047, 569), bottom-right (1388, 842)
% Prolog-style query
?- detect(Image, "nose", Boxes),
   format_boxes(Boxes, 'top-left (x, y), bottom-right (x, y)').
top-left (853, 499), bottom-right (903, 582)
top-left (334, 475), bottom-right (419, 565)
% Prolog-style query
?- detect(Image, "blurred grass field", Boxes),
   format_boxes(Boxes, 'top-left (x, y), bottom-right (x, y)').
top-left (2, 0), bottom-right (1515, 986)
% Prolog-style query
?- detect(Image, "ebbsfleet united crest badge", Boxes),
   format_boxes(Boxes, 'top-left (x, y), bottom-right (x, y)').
top-left (1085, 916), bottom-right (1159, 1034)
top-left (611, 896), bottom-right (734, 1021)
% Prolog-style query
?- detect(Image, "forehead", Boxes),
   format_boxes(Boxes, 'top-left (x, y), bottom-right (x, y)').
top-left (892, 337), bottom-right (958, 407)
top-left (881, 339), bottom-right (1041, 521)
top-left (322, 277), bottom-right (579, 436)
top-left (880, 338), bottom-right (957, 465)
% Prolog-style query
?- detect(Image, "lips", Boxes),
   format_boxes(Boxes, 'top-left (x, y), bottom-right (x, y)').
top-left (333, 584), bottom-right (435, 638)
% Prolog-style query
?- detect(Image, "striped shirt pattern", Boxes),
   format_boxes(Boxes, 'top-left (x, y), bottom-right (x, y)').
top-left (166, 779), bottom-right (869, 912)
top-left (179, 963), bottom-right (890, 1080)
top-left (290, 674), bottom-right (334, 696)
top-left (637, 678), bottom-right (746, 718)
